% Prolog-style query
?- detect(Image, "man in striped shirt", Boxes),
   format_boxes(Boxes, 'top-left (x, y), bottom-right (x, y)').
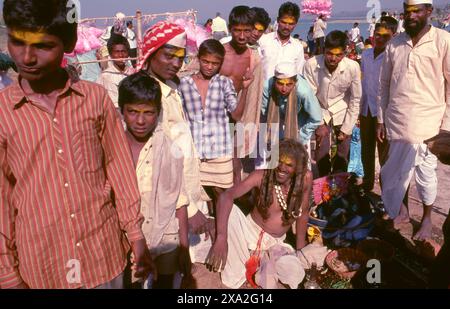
top-left (0, 0), bottom-right (153, 289)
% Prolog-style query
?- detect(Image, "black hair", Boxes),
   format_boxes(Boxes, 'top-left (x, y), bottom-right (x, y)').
top-left (251, 7), bottom-right (271, 30)
top-left (198, 39), bottom-right (225, 59)
top-left (3, 0), bottom-right (78, 51)
top-left (228, 5), bottom-right (255, 28)
top-left (278, 2), bottom-right (300, 22)
top-left (364, 38), bottom-right (372, 45)
top-left (118, 71), bottom-right (162, 113)
top-left (107, 34), bottom-right (130, 55)
top-left (126, 20), bottom-right (133, 27)
top-left (204, 18), bottom-right (213, 27)
top-left (381, 11), bottom-right (388, 16)
top-left (325, 30), bottom-right (348, 50)
top-left (378, 16), bottom-right (399, 33)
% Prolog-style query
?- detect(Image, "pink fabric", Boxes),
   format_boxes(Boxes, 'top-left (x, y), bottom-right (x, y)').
top-left (301, 0), bottom-right (333, 18)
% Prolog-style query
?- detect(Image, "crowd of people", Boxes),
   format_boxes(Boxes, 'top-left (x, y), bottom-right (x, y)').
top-left (0, 0), bottom-right (449, 290)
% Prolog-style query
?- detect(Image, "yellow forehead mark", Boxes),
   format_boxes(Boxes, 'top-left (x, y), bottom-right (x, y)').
top-left (171, 48), bottom-right (186, 58)
top-left (329, 48), bottom-right (344, 55)
top-left (405, 5), bottom-right (419, 13)
top-left (11, 30), bottom-right (46, 45)
top-left (281, 17), bottom-right (296, 24)
top-left (131, 108), bottom-right (152, 113)
top-left (276, 78), bottom-right (294, 86)
top-left (255, 23), bottom-right (265, 31)
top-left (376, 27), bottom-right (390, 35)
top-left (280, 154), bottom-right (294, 165)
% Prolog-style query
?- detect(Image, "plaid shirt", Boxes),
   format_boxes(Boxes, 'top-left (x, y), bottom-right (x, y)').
top-left (179, 74), bottom-right (237, 159)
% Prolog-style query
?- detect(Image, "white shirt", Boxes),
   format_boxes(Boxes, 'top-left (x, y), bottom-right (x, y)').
top-left (350, 27), bottom-right (360, 42)
top-left (126, 28), bottom-right (137, 49)
top-left (259, 32), bottom-right (306, 81)
top-left (377, 27), bottom-right (450, 143)
top-left (397, 19), bottom-right (405, 33)
top-left (360, 48), bottom-right (384, 117)
top-left (313, 19), bottom-right (326, 39)
top-left (96, 62), bottom-right (134, 108)
top-left (303, 55), bottom-right (362, 135)
top-left (212, 16), bottom-right (228, 34)
top-left (368, 22), bottom-right (376, 37)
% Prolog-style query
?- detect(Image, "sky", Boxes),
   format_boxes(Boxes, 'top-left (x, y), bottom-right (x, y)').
top-left (0, 0), bottom-right (448, 22)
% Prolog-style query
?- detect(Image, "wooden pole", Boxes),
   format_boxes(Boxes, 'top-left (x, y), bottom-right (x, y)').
top-left (136, 10), bottom-right (143, 60)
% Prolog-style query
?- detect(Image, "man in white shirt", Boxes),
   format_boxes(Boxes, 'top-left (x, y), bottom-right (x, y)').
top-left (212, 12), bottom-right (229, 41)
top-left (259, 1), bottom-right (305, 81)
top-left (397, 13), bottom-right (405, 33)
top-left (360, 17), bottom-right (398, 192)
top-left (313, 15), bottom-right (327, 54)
top-left (376, 0), bottom-right (450, 241)
top-left (350, 23), bottom-right (361, 43)
top-left (303, 30), bottom-right (362, 177)
top-left (96, 35), bottom-right (134, 112)
top-left (126, 20), bottom-right (138, 67)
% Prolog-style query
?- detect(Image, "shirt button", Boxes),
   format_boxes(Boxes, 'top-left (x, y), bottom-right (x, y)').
top-left (64, 183), bottom-right (69, 188)
top-left (53, 118), bottom-right (58, 123)
top-left (58, 149), bottom-right (63, 154)
top-left (76, 242), bottom-right (81, 247)
top-left (70, 214), bottom-right (75, 219)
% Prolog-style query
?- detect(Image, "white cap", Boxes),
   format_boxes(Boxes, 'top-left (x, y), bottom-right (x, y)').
top-left (274, 62), bottom-right (297, 79)
top-left (166, 32), bottom-right (187, 49)
top-left (404, 0), bottom-right (432, 5)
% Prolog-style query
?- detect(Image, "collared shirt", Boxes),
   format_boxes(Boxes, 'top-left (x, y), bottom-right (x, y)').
top-left (377, 26), bottom-right (450, 143)
top-left (261, 75), bottom-right (323, 143)
top-left (350, 27), bottom-right (361, 43)
top-left (313, 19), bottom-right (327, 39)
top-left (179, 74), bottom-right (237, 159)
top-left (0, 76), bottom-right (143, 289)
top-left (211, 16), bottom-right (228, 34)
top-left (259, 32), bottom-right (306, 81)
top-left (303, 55), bottom-right (362, 135)
top-left (150, 75), bottom-right (205, 217)
top-left (96, 62), bottom-right (134, 108)
top-left (136, 126), bottom-right (188, 257)
top-left (361, 48), bottom-right (384, 117)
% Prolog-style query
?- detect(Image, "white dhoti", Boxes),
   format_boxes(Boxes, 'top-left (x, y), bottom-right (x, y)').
top-left (221, 206), bottom-right (304, 289)
top-left (381, 141), bottom-right (438, 219)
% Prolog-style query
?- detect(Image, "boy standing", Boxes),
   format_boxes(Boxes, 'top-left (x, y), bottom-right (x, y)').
top-left (0, 0), bottom-right (151, 289)
top-left (119, 72), bottom-right (190, 289)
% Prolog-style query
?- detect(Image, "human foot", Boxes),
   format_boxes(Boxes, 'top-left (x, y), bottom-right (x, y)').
top-left (393, 205), bottom-right (410, 229)
top-left (413, 216), bottom-right (432, 241)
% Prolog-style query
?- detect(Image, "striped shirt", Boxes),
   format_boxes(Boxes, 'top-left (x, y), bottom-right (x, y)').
top-left (179, 74), bottom-right (237, 159)
top-left (0, 76), bottom-right (143, 289)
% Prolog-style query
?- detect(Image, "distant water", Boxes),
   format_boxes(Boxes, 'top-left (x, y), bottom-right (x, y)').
top-left (294, 19), bottom-right (370, 40)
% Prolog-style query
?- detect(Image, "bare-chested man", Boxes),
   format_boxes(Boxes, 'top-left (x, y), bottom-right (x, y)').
top-left (205, 139), bottom-right (312, 289)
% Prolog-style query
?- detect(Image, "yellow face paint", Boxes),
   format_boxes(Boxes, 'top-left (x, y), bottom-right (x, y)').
top-left (329, 48), bottom-right (344, 56)
top-left (376, 26), bottom-right (390, 36)
top-left (254, 23), bottom-right (265, 31)
top-left (280, 154), bottom-right (295, 166)
top-left (281, 17), bottom-right (296, 24)
top-left (405, 5), bottom-right (419, 13)
top-left (11, 30), bottom-right (46, 45)
top-left (171, 48), bottom-right (186, 58)
top-left (276, 78), bottom-right (295, 86)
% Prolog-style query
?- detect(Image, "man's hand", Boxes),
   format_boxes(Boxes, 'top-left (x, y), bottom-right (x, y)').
top-left (188, 211), bottom-right (209, 235)
top-left (315, 124), bottom-right (329, 147)
top-left (242, 69), bottom-right (254, 89)
top-left (376, 123), bottom-right (386, 143)
top-left (337, 131), bottom-right (349, 141)
top-left (425, 131), bottom-right (450, 165)
top-left (205, 236), bottom-right (228, 273)
top-left (131, 238), bottom-right (156, 281)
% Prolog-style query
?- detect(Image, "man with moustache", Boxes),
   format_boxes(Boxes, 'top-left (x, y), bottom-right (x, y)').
top-left (377, 0), bottom-right (450, 241)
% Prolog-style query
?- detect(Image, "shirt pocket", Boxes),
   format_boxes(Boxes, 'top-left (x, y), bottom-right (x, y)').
top-left (72, 130), bottom-right (103, 173)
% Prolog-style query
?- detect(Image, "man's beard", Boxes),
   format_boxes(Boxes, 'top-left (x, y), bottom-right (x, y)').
top-left (405, 20), bottom-right (427, 37)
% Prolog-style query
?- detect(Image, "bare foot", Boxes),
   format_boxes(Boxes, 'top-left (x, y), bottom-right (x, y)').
top-left (413, 216), bottom-right (432, 241)
top-left (393, 204), bottom-right (410, 230)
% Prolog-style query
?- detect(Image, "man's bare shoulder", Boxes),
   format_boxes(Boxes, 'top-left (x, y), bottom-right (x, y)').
top-left (245, 169), bottom-right (265, 188)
